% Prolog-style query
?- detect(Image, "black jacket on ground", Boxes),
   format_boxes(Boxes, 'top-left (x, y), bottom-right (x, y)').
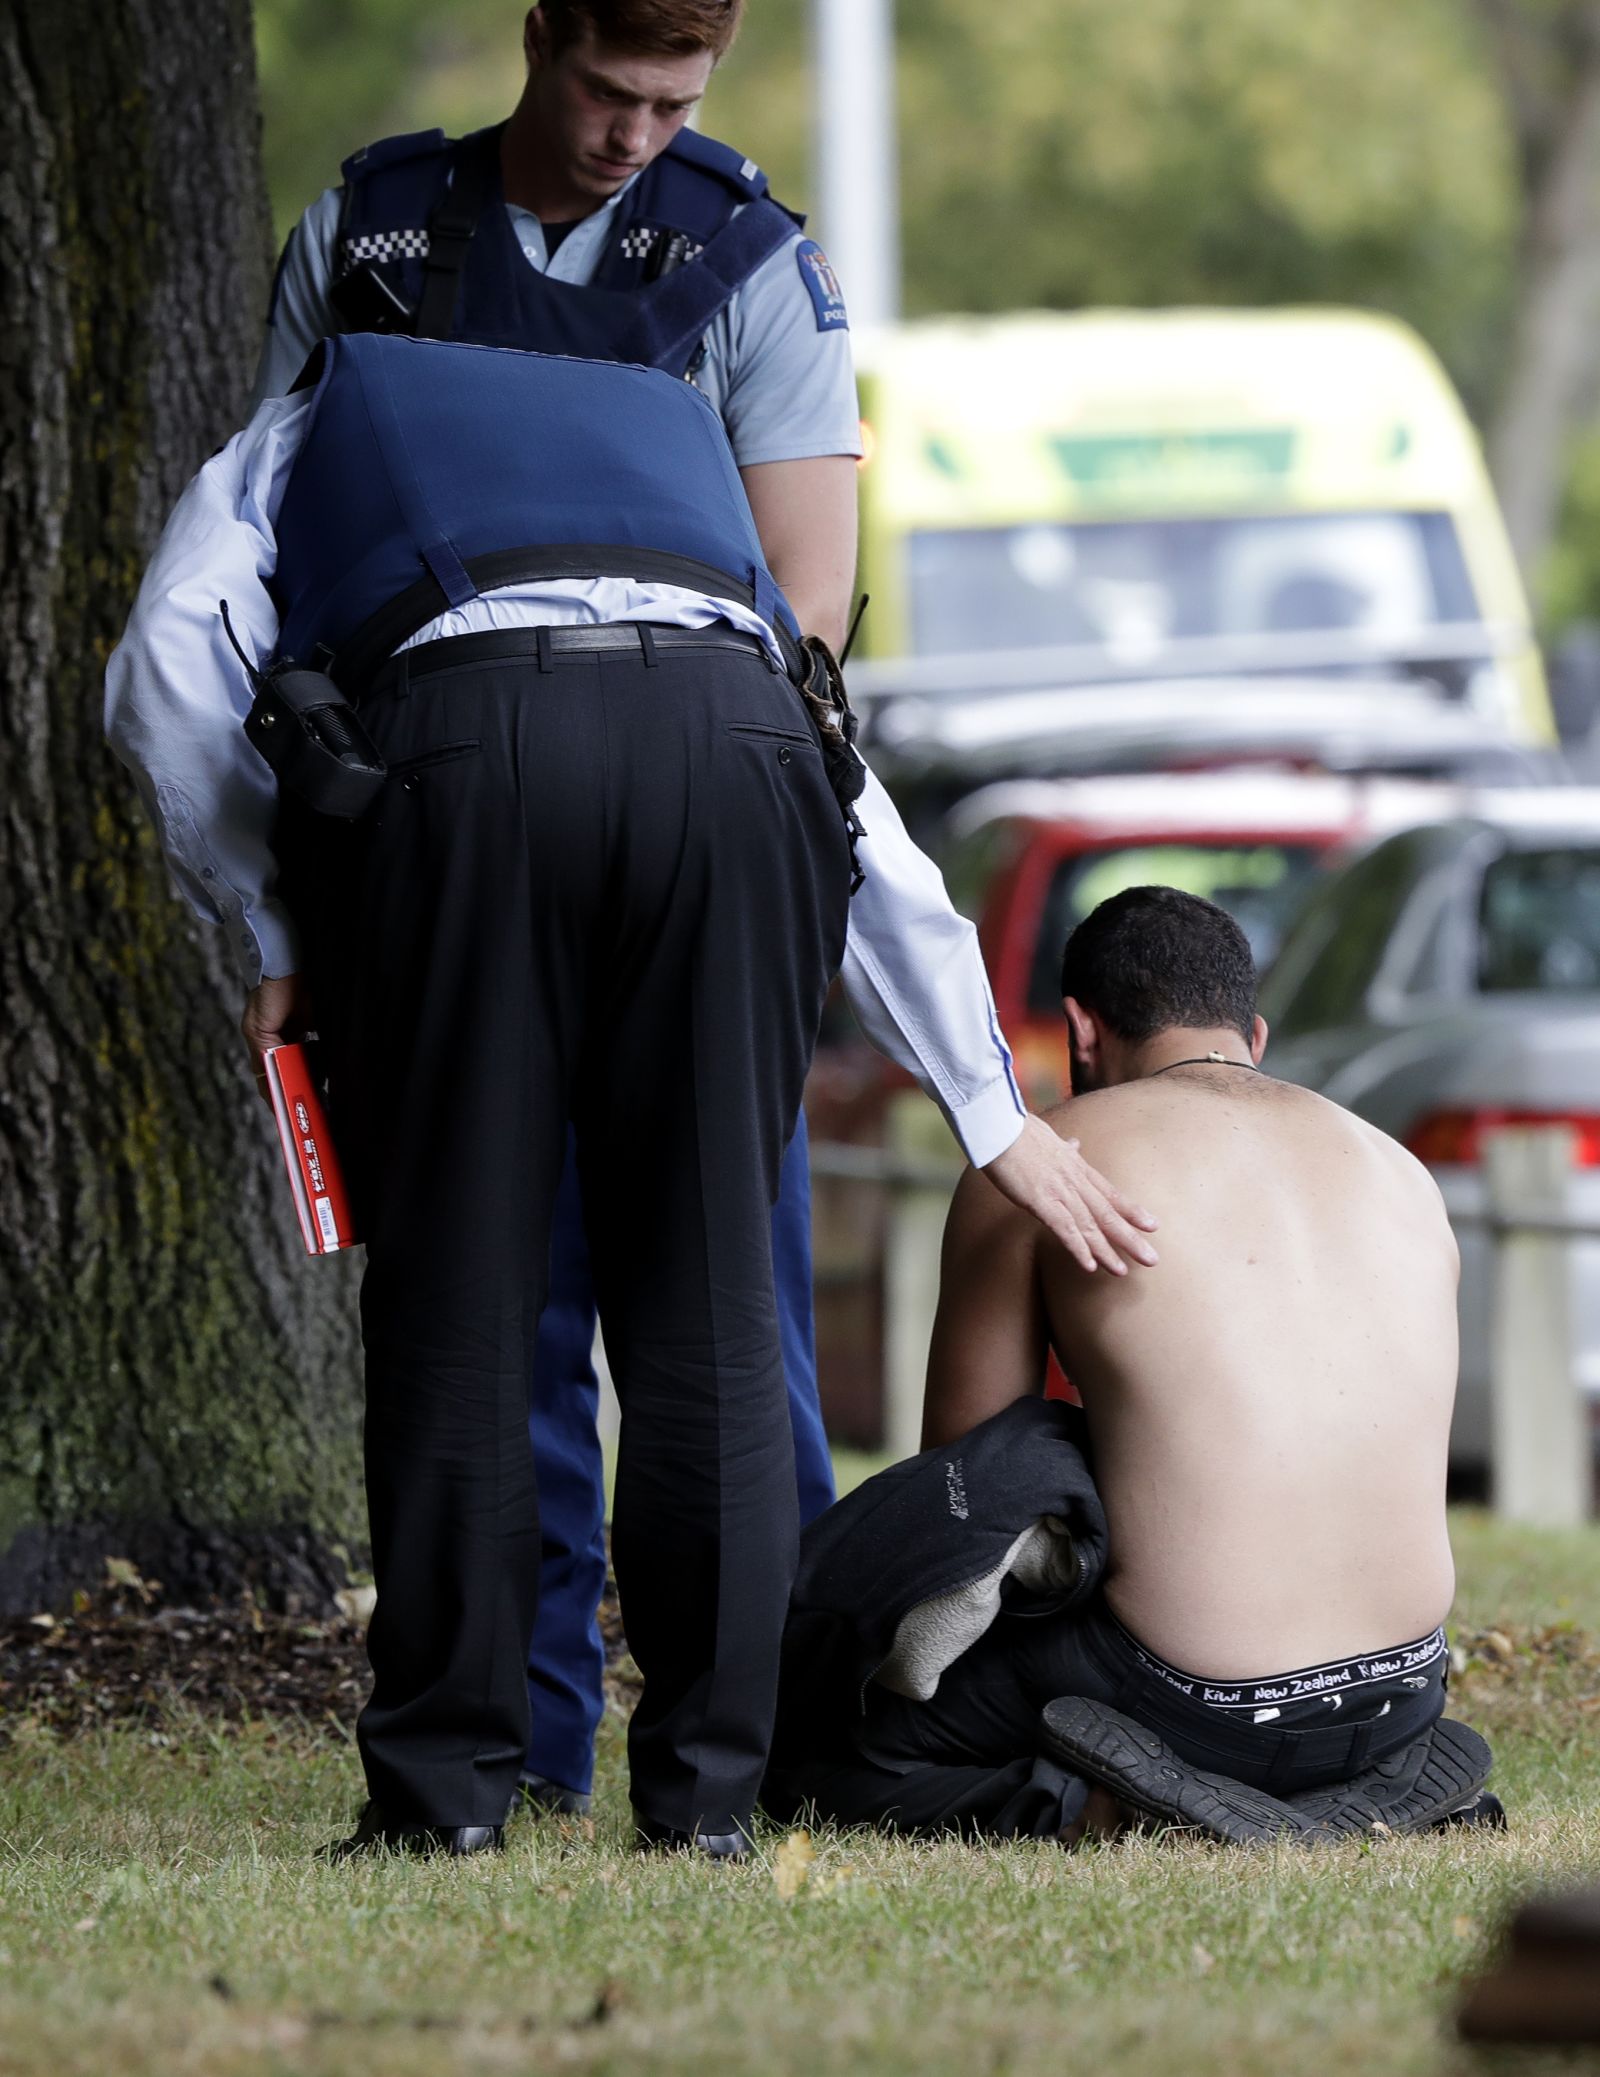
top-left (768, 1398), bottom-right (1107, 1766)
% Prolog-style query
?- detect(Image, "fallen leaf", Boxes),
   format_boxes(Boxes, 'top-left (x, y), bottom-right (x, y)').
top-left (1453, 1916), bottom-right (1478, 1941)
top-left (1191, 1942), bottom-right (1215, 1973)
top-left (73, 1917), bottom-right (97, 1934)
top-left (104, 1557), bottom-right (154, 1602)
top-left (27, 1614), bottom-right (56, 1630)
top-left (773, 1829), bottom-right (815, 1901)
top-left (1482, 1629), bottom-right (1515, 1664)
top-left (334, 1585), bottom-right (377, 1630)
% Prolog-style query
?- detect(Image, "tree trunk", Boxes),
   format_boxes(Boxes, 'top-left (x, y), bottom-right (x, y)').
top-left (0, 0), bottom-right (365, 1620)
top-left (1483, 1), bottom-right (1600, 575)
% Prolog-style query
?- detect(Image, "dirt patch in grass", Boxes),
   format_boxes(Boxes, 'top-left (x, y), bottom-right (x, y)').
top-left (1450, 1621), bottom-right (1600, 1744)
top-left (4, 1578), bottom-right (1595, 1754)
top-left (0, 1564), bottom-right (640, 1744)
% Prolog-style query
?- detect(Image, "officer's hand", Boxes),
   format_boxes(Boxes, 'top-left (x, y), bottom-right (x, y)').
top-left (241, 973), bottom-right (315, 1102)
top-left (980, 1115), bottom-right (1159, 1275)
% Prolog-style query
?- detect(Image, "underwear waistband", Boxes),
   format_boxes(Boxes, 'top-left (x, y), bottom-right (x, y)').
top-left (1114, 1620), bottom-right (1449, 1715)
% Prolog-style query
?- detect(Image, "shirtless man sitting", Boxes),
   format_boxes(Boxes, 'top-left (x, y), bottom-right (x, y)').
top-left (767, 886), bottom-right (1470, 1842)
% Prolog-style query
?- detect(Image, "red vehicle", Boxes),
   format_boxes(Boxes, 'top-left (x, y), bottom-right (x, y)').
top-left (939, 771), bottom-right (1466, 1107)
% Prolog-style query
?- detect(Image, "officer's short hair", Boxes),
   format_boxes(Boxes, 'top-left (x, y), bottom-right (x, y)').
top-left (1058, 886), bottom-right (1257, 1043)
top-left (538, 0), bottom-right (745, 60)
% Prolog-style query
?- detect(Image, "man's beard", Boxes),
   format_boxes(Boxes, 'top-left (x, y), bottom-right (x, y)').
top-left (1068, 1035), bottom-right (1104, 1096)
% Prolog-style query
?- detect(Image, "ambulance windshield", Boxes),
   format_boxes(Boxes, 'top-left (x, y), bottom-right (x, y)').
top-left (907, 511), bottom-right (1478, 662)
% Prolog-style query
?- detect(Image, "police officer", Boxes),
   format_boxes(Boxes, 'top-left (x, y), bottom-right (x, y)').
top-left (251, 0), bottom-right (859, 1816)
top-left (106, 337), bottom-right (1158, 1856)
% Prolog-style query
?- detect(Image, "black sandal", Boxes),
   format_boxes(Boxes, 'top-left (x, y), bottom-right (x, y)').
top-left (1040, 1696), bottom-right (1301, 1844)
top-left (1284, 1717), bottom-right (1494, 1840)
top-left (1040, 1697), bottom-right (1496, 1847)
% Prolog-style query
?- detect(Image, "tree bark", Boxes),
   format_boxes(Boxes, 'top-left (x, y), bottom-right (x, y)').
top-left (1481, 0), bottom-right (1600, 573)
top-left (0, 0), bottom-right (365, 1619)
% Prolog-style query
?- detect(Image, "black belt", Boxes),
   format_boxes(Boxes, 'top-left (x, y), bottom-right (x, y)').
top-left (367, 622), bottom-right (781, 697)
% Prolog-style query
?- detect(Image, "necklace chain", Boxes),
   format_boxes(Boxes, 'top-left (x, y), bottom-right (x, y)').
top-left (1147, 1053), bottom-right (1259, 1076)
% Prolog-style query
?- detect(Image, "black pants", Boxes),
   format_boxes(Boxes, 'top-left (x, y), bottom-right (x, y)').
top-left (764, 1603), bottom-right (1449, 1840)
top-left (283, 632), bottom-right (852, 1830)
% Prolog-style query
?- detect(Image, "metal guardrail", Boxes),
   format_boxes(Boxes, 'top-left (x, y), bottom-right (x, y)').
top-left (808, 1140), bottom-right (961, 1191)
top-left (1453, 1211), bottom-right (1600, 1238)
top-left (811, 1145), bottom-right (1600, 1235)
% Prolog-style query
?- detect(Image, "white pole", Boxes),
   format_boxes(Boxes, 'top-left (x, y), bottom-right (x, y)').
top-left (883, 1092), bottom-right (959, 1460)
top-left (1484, 1126), bottom-right (1591, 1527)
top-left (813, 0), bottom-right (900, 335)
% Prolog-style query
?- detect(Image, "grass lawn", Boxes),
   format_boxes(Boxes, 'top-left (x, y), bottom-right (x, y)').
top-left (1, 1506), bottom-right (1597, 2077)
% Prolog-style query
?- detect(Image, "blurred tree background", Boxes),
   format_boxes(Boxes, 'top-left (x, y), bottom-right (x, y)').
top-left (253, 0), bottom-right (1600, 634)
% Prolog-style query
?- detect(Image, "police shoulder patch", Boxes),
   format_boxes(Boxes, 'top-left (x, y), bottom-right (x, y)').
top-left (795, 240), bottom-right (849, 333)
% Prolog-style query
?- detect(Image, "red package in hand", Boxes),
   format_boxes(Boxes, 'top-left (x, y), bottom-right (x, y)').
top-left (262, 1042), bottom-right (360, 1255)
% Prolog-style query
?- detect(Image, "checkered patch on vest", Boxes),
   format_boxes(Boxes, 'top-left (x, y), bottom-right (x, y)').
top-left (620, 227), bottom-right (659, 261)
top-left (339, 228), bottom-right (431, 269)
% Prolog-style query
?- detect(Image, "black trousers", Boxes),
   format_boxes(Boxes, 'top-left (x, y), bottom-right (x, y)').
top-left (764, 1602), bottom-right (1449, 1841)
top-left (283, 632), bottom-right (852, 1830)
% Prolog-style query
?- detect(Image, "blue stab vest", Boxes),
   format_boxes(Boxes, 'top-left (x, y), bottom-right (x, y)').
top-left (269, 334), bottom-right (798, 681)
top-left (328, 124), bottom-right (803, 375)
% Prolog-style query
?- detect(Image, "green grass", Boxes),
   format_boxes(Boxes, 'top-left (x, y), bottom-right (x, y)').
top-left (1, 1508), bottom-right (1597, 2077)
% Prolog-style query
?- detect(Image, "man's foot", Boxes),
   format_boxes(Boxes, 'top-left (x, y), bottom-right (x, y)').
top-left (517, 1771), bottom-right (593, 1819)
top-left (634, 1812), bottom-right (751, 1863)
top-left (323, 1802), bottom-right (505, 1860)
top-left (1041, 1696), bottom-right (1301, 1845)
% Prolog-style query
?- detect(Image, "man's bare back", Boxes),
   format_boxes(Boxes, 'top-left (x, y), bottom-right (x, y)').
top-left (925, 1062), bottom-right (1459, 1679)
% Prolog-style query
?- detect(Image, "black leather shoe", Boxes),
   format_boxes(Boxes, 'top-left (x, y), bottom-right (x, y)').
top-left (323, 1802), bottom-right (505, 1860)
top-left (634, 1812), bottom-right (751, 1862)
top-left (517, 1771), bottom-right (593, 1819)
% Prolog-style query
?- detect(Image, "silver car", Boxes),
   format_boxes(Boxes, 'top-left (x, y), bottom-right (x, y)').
top-left (1258, 792), bottom-right (1600, 1476)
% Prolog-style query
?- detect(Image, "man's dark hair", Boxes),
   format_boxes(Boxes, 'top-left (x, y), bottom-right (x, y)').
top-left (537, 0), bottom-right (745, 58)
top-left (1058, 886), bottom-right (1257, 1043)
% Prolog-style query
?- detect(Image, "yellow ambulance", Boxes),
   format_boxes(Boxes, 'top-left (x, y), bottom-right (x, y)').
top-left (852, 308), bottom-right (1552, 742)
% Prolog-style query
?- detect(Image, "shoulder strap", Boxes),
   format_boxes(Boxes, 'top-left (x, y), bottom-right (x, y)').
top-left (413, 127), bottom-right (502, 339)
top-left (613, 197), bottom-right (799, 370)
top-left (663, 128), bottom-right (772, 201)
top-left (599, 129), bottom-right (800, 277)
